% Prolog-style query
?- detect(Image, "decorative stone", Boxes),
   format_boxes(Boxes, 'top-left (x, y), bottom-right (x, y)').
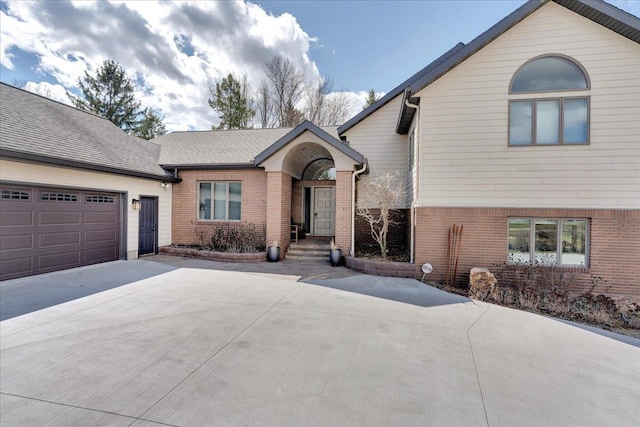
top-left (470, 267), bottom-right (497, 299)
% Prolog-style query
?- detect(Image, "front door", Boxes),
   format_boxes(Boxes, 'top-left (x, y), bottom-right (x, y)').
top-left (313, 187), bottom-right (335, 236)
top-left (138, 196), bottom-right (157, 256)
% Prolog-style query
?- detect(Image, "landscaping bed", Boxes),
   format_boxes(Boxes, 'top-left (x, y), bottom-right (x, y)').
top-left (345, 256), bottom-right (415, 278)
top-left (160, 245), bottom-right (266, 263)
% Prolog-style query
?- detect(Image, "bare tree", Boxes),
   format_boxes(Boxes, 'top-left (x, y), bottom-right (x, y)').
top-left (263, 55), bottom-right (305, 127)
top-left (255, 79), bottom-right (273, 128)
top-left (304, 76), bottom-right (356, 126)
top-left (356, 170), bottom-right (407, 259)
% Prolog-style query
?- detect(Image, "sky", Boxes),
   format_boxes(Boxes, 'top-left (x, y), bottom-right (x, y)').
top-left (1, 0), bottom-right (639, 132)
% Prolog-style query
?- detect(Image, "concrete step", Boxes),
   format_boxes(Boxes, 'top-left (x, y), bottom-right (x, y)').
top-left (285, 254), bottom-right (329, 261)
top-left (287, 249), bottom-right (328, 257)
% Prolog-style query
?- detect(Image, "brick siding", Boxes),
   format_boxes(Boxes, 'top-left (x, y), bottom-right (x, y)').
top-left (172, 169), bottom-right (267, 245)
top-left (354, 209), bottom-right (409, 250)
top-left (414, 207), bottom-right (640, 297)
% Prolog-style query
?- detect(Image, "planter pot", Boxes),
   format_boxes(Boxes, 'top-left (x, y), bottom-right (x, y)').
top-left (267, 246), bottom-right (280, 262)
top-left (329, 248), bottom-right (342, 267)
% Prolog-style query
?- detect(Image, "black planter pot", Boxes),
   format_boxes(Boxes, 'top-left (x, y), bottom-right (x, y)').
top-left (329, 249), bottom-right (342, 267)
top-left (267, 246), bottom-right (280, 262)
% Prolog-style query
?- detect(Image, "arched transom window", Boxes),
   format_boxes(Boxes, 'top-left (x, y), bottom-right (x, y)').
top-left (509, 55), bottom-right (590, 146)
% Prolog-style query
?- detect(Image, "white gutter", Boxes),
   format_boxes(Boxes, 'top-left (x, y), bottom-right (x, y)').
top-left (405, 98), bottom-right (420, 264)
top-left (350, 161), bottom-right (368, 256)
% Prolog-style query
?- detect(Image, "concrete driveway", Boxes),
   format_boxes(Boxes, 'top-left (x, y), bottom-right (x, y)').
top-left (1, 257), bottom-right (639, 426)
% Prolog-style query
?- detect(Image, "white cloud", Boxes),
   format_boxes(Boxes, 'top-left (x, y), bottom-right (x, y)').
top-left (23, 81), bottom-right (72, 105)
top-left (0, 0), bottom-right (337, 131)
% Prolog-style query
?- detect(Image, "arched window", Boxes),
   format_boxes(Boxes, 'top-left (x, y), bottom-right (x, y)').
top-left (509, 55), bottom-right (589, 146)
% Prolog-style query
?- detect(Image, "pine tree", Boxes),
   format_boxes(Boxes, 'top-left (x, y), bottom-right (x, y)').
top-left (363, 89), bottom-right (380, 110)
top-left (68, 60), bottom-right (141, 134)
top-left (134, 108), bottom-right (166, 140)
top-left (208, 73), bottom-right (255, 129)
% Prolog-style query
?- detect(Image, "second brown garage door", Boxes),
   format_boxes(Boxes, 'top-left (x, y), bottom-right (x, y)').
top-left (0, 185), bottom-right (121, 281)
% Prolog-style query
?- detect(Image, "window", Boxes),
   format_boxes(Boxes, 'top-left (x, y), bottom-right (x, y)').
top-left (40, 192), bottom-right (78, 202)
top-left (509, 56), bottom-right (589, 146)
top-left (86, 195), bottom-right (115, 204)
top-left (198, 182), bottom-right (241, 221)
top-left (1, 189), bottom-right (29, 200)
top-left (508, 218), bottom-right (588, 266)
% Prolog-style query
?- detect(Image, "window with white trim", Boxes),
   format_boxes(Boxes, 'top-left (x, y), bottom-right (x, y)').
top-left (508, 218), bottom-right (588, 267)
top-left (198, 182), bottom-right (241, 221)
top-left (509, 56), bottom-right (590, 146)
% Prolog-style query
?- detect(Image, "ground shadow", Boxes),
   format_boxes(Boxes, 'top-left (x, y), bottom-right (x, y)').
top-left (304, 275), bottom-right (471, 308)
top-left (0, 260), bottom-right (177, 321)
top-left (551, 317), bottom-right (640, 348)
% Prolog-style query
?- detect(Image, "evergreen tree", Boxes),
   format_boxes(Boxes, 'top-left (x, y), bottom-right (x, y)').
top-left (208, 73), bottom-right (255, 129)
top-left (68, 59), bottom-right (141, 134)
top-left (363, 89), bottom-right (380, 110)
top-left (134, 108), bottom-right (166, 140)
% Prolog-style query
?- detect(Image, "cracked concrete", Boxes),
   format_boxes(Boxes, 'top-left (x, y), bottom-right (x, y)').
top-left (1, 257), bottom-right (639, 426)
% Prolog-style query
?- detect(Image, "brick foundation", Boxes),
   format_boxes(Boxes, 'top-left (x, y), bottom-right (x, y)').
top-left (414, 207), bottom-right (640, 297)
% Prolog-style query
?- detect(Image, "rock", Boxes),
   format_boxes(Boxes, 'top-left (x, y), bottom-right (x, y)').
top-left (470, 267), bottom-right (497, 300)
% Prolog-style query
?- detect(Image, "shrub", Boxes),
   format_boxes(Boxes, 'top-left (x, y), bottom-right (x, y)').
top-left (191, 222), bottom-right (266, 253)
top-left (211, 223), bottom-right (266, 253)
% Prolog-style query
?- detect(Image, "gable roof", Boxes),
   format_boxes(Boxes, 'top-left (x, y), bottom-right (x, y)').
top-left (156, 122), bottom-right (353, 168)
top-left (254, 120), bottom-right (364, 166)
top-left (0, 82), bottom-right (174, 181)
top-left (339, 0), bottom-right (640, 136)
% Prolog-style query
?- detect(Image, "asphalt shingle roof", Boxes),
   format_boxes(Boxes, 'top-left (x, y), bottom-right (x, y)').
top-left (0, 83), bottom-right (173, 180)
top-left (156, 125), bottom-right (340, 167)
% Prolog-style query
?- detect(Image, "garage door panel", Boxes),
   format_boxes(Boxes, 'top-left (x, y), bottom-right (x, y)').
top-left (39, 231), bottom-right (81, 248)
top-left (0, 185), bottom-right (121, 280)
top-left (39, 211), bottom-right (81, 225)
top-left (83, 246), bottom-right (118, 263)
top-left (38, 250), bottom-right (81, 270)
top-left (0, 234), bottom-right (34, 251)
top-left (0, 256), bottom-right (33, 277)
top-left (0, 211), bottom-right (34, 227)
top-left (84, 211), bottom-right (117, 224)
top-left (84, 229), bottom-right (117, 243)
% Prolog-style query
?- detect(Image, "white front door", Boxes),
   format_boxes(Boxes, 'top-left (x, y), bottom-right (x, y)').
top-left (313, 187), bottom-right (335, 236)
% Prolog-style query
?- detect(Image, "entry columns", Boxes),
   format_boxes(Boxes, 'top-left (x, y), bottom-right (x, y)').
top-left (266, 171), bottom-right (292, 259)
top-left (334, 170), bottom-right (352, 252)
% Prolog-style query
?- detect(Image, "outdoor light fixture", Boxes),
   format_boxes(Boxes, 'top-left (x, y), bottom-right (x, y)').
top-left (160, 182), bottom-right (169, 189)
top-left (131, 199), bottom-right (140, 210)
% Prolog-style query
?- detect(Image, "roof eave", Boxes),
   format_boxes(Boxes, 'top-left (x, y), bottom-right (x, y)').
top-left (1, 149), bottom-right (178, 183)
top-left (255, 121), bottom-right (364, 165)
top-left (160, 163), bottom-right (258, 170)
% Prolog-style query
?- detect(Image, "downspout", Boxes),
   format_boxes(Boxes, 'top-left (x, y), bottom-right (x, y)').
top-left (351, 160), bottom-right (368, 256)
top-left (405, 98), bottom-right (419, 264)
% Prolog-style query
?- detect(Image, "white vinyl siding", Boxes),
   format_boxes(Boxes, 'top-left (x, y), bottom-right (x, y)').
top-left (342, 95), bottom-right (410, 208)
top-left (415, 2), bottom-right (640, 209)
top-left (0, 159), bottom-right (172, 259)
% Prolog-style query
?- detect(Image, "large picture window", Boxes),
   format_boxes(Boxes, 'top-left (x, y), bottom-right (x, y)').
top-left (198, 182), bottom-right (241, 221)
top-left (508, 218), bottom-right (588, 266)
top-left (509, 56), bottom-right (589, 146)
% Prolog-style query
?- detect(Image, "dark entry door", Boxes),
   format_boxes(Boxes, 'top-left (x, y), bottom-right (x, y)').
top-left (138, 197), bottom-right (157, 256)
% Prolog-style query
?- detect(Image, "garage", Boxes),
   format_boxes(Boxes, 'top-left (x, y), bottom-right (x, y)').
top-left (0, 184), bottom-right (121, 281)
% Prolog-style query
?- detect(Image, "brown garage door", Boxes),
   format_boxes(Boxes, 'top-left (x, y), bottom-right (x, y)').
top-left (0, 185), bottom-right (121, 281)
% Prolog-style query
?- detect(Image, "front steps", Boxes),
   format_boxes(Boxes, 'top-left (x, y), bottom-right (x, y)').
top-left (286, 238), bottom-right (330, 262)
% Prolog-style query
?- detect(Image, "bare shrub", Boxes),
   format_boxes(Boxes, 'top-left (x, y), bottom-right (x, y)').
top-left (211, 223), bottom-right (266, 253)
top-left (192, 222), bottom-right (265, 253)
top-left (356, 171), bottom-right (407, 259)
